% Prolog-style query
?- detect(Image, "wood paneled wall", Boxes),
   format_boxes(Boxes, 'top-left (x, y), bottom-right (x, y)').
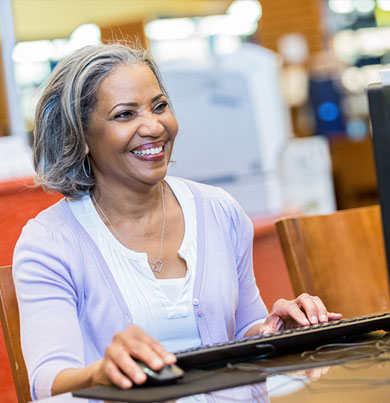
top-left (254, 0), bottom-right (325, 55)
top-left (100, 20), bottom-right (148, 48)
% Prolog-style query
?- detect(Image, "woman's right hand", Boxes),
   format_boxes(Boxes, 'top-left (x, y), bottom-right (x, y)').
top-left (92, 325), bottom-right (176, 389)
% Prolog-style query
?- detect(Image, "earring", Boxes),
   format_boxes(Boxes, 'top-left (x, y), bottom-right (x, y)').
top-left (82, 154), bottom-right (92, 178)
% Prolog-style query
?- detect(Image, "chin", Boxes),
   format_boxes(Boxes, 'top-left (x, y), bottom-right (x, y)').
top-left (141, 171), bottom-right (168, 187)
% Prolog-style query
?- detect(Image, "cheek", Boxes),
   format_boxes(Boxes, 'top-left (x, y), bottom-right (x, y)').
top-left (169, 116), bottom-right (179, 138)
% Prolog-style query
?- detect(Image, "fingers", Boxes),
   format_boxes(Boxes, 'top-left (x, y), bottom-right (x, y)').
top-left (296, 295), bottom-right (343, 323)
top-left (265, 294), bottom-right (343, 332)
top-left (269, 297), bottom-right (311, 327)
top-left (284, 299), bottom-right (312, 326)
top-left (296, 293), bottom-right (328, 324)
top-left (104, 357), bottom-right (135, 389)
top-left (147, 337), bottom-right (177, 366)
top-left (118, 330), bottom-right (173, 369)
top-left (304, 367), bottom-right (325, 381)
top-left (102, 325), bottom-right (175, 389)
top-left (328, 312), bottom-right (343, 320)
top-left (261, 316), bottom-right (283, 334)
top-left (105, 339), bottom-right (147, 386)
top-left (287, 366), bottom-right (329, 381)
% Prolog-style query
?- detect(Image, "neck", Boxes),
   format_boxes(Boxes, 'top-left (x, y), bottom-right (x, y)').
top-left (91, 180), bottom-right (167, 274)
top-left (91, 180), bottom-right (164, 222)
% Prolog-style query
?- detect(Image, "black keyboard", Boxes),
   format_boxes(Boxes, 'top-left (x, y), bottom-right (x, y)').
top-left (175, 312), bottom-right (390, 369)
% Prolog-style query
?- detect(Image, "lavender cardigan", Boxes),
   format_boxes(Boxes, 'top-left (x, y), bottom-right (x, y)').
top-left (13, 178), bottom-right (268, 400)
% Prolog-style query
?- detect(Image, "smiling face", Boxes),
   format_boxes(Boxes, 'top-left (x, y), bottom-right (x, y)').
top-left (85, 63), bottom-right (178, 193)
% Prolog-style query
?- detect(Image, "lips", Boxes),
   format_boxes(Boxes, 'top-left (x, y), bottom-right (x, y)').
top-left (131, 141), bottom-right (165, 160)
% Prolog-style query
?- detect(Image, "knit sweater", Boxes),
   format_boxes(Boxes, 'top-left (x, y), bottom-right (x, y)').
top-left (13, 178), bottom-right (268, 400)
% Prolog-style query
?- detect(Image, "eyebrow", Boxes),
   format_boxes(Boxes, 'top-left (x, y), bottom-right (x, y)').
top-left (108, 93), bottom-right (165, 114)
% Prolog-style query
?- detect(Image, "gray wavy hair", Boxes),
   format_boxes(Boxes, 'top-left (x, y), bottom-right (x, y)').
top-left (33, 42), bottom-right (168, 198)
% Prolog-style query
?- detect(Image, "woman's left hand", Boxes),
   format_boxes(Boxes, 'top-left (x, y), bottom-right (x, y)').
top-left (260, 293), bottom-right (342, 334)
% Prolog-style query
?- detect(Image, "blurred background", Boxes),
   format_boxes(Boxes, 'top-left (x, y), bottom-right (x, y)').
top-left (1, 3), bottom-right (388, 399)
top-left (0, 0), bottom-right (388, 216)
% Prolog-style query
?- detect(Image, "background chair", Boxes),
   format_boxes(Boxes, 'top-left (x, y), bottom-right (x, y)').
top-left (275, 204), bottom-right (390, 318)
top-left (0, 177), bottom-right (61, 402)
top-left (0, 265), bottom-right (31, 402)
top-left (329, 137), bottom-right (378, 210)
top-left (0, 177), bottom-right (62, 267)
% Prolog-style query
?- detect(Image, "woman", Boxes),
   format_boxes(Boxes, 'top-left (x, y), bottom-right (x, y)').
top-left (13, 43), bottom-right (341, 400)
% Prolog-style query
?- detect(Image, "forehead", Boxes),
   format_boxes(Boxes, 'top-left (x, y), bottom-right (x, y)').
top-left (96, 63), bottom-right (161, 104)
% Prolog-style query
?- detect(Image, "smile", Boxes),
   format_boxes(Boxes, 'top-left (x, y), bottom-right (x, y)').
top-left (132, 145), bottom-right (163, 156)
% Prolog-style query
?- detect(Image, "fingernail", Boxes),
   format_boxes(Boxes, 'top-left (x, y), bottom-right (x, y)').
top-left (320, 314), bottom-right (327, 322)
top-left (134, 373), bottom-right (146, 383)
top-left (259, 326), bottom-right (277, 334)
top-left (122, 379), bottom-right (131, 388)
top-left (311, 315), bottom-right (318, 324)
top-left (152, 359), bottom-right (163, 368)
top-left (167, 353), bottom-right (176, 362)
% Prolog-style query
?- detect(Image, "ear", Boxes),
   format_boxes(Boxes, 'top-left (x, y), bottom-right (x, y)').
top-left (85, 144), bottom-right (89, 155)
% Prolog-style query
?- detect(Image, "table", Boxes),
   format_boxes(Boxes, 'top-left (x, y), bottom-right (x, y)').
top-left (36, 332), bottom-right (390, 403)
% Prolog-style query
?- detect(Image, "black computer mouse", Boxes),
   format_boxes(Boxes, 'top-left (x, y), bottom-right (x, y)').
top-left (136, 361), bottom-right (184, 384)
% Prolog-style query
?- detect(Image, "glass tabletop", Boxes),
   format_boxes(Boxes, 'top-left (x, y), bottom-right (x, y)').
top-left (36, 332), bottom-right (390, 403)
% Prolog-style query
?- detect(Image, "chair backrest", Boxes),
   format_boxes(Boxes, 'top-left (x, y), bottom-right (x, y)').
top-left (329, 138), bottom-right (378, 210)
top-left (0, 265), bottom-right (31, 402)
top-left (0, 177), bottom-right (62, 267)
top-left (275, 205), bottom-right (390, 317)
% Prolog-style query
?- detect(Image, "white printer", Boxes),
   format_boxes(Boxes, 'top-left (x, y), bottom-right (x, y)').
top-left (161, 43), bottom-right (291, 215)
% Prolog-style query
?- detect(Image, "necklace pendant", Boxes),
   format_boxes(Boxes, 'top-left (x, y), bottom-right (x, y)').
top-left (151, 260), bottom-right (163, 273)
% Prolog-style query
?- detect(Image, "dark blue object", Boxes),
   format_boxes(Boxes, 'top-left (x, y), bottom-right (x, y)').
top-left (309, 77), bottom-right (345, 137)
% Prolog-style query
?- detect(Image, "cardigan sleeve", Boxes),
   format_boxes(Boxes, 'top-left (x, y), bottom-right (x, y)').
top-left (13, 219), bottom-right (85, 400)
top-left (230, 198), bottom-right (269, 338)
top-left (187, 178), bottom-right (269, 341)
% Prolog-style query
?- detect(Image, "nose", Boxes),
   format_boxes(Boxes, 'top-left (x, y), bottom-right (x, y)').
top-left (137, 112), bottom-right (164, 137)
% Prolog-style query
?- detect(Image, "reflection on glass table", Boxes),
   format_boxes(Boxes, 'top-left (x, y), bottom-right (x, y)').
top-left (36, 332), bottom-right (390, 403)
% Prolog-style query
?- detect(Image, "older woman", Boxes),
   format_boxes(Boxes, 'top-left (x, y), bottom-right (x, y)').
top-left (13, 43), bottom-right (341, 400)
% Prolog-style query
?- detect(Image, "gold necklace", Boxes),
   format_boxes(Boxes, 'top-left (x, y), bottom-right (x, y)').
top-left (91, 182), bottom-right (166, 273)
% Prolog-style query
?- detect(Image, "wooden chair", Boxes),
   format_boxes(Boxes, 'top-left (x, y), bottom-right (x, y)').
top-left (275, 205), bottom-right (390, 318)
top-left (0, 177), bottom-right (62, 267)
top-left (329, 138), bottom-right (378, 210)
top-left (0, 265), bottom-right (31, 402)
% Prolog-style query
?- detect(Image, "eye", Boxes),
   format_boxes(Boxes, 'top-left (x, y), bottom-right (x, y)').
top-left (114, 110), bottom-right (135, 119)
top-left (153, 101), bottom-right (168, 113)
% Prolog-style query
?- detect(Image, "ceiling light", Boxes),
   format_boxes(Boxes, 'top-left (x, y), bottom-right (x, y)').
top-left (227, 0), bottom-right (262, 22)
top-left (355, 0), bottom-right (375, 13)
top-left (67, 24), bottom-right (101, 54)
top-left (198, 15), bottom-right (258, 36)
top-left (146, 18), bottom-right (195, 41)
top-left (12, 40), bottom-right (53, 63)
top-left (378, 0), bottom-right (390, 11)
top-left (328, 0), bottom-right (354, 14)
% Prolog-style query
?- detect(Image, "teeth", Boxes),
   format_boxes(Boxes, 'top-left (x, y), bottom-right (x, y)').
top-left (133, 146), bottom-right (163, 156)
